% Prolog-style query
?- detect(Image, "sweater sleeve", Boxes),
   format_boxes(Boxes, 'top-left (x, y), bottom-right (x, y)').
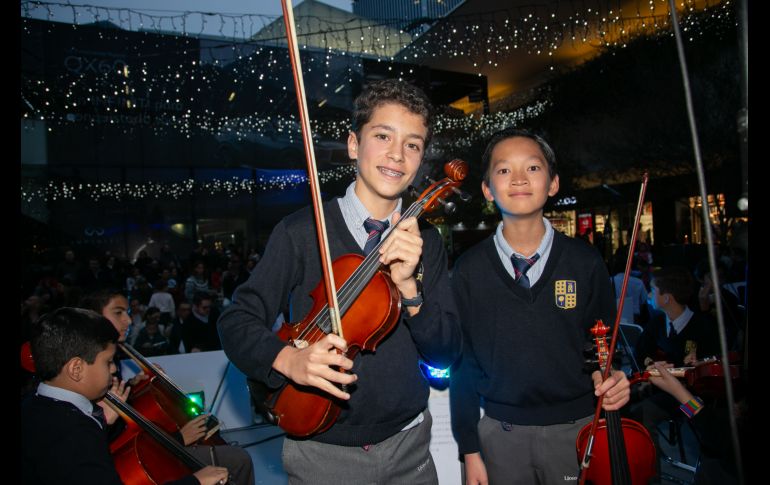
top-left (448, 266), bottom-right (483, 455)
top-left (585, 252), bottom-right (617, 333)
top-left (216, 220), bottom-right (299, 388)
top-left (401, 226), bottom-right (463, 369)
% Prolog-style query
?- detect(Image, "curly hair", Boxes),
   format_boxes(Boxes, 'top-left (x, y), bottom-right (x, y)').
top-left (351, 79), bottom-right (434, 148)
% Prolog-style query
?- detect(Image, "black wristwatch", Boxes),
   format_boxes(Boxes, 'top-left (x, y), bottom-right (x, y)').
top-left (401, 278), bottom-right (424, 307)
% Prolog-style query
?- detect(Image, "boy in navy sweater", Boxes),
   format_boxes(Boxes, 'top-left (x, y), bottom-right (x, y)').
top-left (449, 128), bottom-right (630, 485)
top-left (218, 79), bottom-right (462, 484)
top-left (21, 307), bottom-right (228, 485)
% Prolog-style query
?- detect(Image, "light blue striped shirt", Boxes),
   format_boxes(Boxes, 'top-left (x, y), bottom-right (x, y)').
top-left (337, 181), bottom-right (402, 250)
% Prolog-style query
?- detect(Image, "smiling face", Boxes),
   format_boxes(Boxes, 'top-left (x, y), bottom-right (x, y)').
top-left (481, 136), bottom-right (560, 220)
top-left (348, 102), bottom-right (427, 211)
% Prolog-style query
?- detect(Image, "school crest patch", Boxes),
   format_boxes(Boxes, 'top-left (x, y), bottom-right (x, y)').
top-left (555, 280), bottom-right (577, 309)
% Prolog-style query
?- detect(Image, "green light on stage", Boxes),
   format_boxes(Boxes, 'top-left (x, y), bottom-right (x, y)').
top-left (186, 391), bottom-right (205, 415)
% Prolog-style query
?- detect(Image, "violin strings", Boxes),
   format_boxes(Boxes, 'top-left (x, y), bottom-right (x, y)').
top-left (295, 198), bottom-right (426, 342)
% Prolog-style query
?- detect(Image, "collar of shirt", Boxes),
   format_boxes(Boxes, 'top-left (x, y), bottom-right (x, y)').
top-left (337, 181), bottom-right (402, 251)
top-left (667, 306), bottom-right (694, 336)
top-left (493, 217), bottom-right (554, 286)
top-left (36, 382), bottom-right (104, 428)
top-left (191, 308), bottom-right (209, 323)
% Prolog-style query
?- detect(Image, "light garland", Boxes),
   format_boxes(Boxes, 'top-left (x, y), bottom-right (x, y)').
top-left (20, 165), bottom-right (357, 203)
top-left (20, 1), bottom-right (734, 69)
top-left (20, 2), bottom-right (733, 144)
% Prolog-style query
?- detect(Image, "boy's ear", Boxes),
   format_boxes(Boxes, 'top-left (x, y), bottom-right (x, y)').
top-left (65, 357), bottom-right (84, 382)
top-left (347, 132), bottom-right (358, 160)
top-left (481, 180), bottom-right (495, 202)
top-left (548, 174), bottom-right (560, 197)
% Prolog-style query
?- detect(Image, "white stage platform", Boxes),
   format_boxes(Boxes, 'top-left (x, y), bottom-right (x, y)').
top-left (122, 351), bottom-right (462, 485)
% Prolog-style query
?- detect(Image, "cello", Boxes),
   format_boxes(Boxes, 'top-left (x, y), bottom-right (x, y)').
top-left (104, 392), bottom-right (232, 485)
top-left (21, 338), bottom-right (225, 445)
top-left (576, 173), bottom-right (656, 485)
top-left (19, 344), bottom-right (230, 484)
top-left (119, 342), bottom-right (225, 445)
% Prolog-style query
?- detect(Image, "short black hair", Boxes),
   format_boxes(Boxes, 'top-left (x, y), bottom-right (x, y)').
top-left (481, 128), bottom-right (557, 184)
top-left (351, 79), bottom-right (434, 149)
top-left (30, 307), bottom-right (119, 381)
top-left (79, 289), bottom-right (126, 314)
top-left (193, 291), bottom-right (212, 306)
top-left (652, 266), bottom-right (695, 305)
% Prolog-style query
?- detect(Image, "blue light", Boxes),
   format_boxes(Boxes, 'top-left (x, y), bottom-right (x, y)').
top-left (420, 361), bottom-right (450, 379)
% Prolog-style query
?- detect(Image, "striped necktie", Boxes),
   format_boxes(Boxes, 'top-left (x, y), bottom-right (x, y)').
top-left (511, 254), bottom-right (540, 288)
top-left (363, 218), bottom-right (389, 256)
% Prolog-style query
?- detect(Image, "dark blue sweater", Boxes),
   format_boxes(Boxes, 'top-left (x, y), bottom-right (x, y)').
top-left (21, 394), bottom-right (198, 485)
top-left (449, 231), bottom-right (615, 455)
top-left (218, 199), bottom-right (462, 446)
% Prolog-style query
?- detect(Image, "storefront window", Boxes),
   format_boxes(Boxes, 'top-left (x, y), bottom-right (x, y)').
top-left (545, 210), bottom-right (576, 237)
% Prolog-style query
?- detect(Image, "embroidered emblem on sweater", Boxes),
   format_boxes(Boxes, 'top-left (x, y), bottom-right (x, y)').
top-left (555, 280), bottom-right (576, 309)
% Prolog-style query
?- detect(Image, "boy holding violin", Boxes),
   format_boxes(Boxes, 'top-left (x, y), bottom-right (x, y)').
top-left (21, 307), bottom-right (229, 485)
top-left (632, 266), bottom-right (724, 479)
top-left (449, 128), bottom-right (630, 485)
top-left (218, 79), bottom-right (462, 484)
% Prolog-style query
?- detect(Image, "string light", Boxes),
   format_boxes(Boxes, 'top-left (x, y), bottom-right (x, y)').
top-left (20, 165), bottom-right (357, 204)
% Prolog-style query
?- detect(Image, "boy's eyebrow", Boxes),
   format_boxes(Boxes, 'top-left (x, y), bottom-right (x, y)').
top-left (369, 123), bottom-right (426, 142)
top-left (492, 155), bottom-right (545, 165)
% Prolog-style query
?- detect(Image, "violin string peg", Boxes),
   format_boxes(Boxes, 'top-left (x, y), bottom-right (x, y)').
top-left (437, 197), bottom-right (456, 215)
top-left (451, 186), bottom-right (472, 202)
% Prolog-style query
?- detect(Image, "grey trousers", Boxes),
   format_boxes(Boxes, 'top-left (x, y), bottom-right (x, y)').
top-left (471, 414), bottom-right (592, 485)
top-left (282, 410), bottom-right (438, 485)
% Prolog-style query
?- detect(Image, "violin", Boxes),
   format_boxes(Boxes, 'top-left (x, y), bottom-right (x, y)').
top-left (577, 174), bottom-right (655, 485)
top-left (575, 321), bottom-right (656, 485)
top-left (119, 342), bottom-right (225, 445)
top-left (104, 392), bottom-right (231, 485)
top-left (261, 160), bottom-right (468, 437)
top-left (630, 358), bottom-right (741, 399)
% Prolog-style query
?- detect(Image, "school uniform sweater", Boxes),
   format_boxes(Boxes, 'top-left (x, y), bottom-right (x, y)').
top-left (635, 310), bottom-right (720, 367)
top-left (21, 394), bottom-right (197, 485)
top-left (450, 231), bottom-right (615, 455)
top-left (217, 199), bottom-right (462, 446)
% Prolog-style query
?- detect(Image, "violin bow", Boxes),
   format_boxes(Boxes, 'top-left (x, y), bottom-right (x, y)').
top-left (280, 0), bottom-right (344, 338)
top-left (578, 173), bottom-right (648, 485)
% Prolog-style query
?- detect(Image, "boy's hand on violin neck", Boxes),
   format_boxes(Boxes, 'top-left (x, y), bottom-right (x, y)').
top-left (379, 213), bottom-right (423, 290)
top-left (593, 369), bottom-right (631, 411)
top-left (273, 334), bottom-right (358, 400)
